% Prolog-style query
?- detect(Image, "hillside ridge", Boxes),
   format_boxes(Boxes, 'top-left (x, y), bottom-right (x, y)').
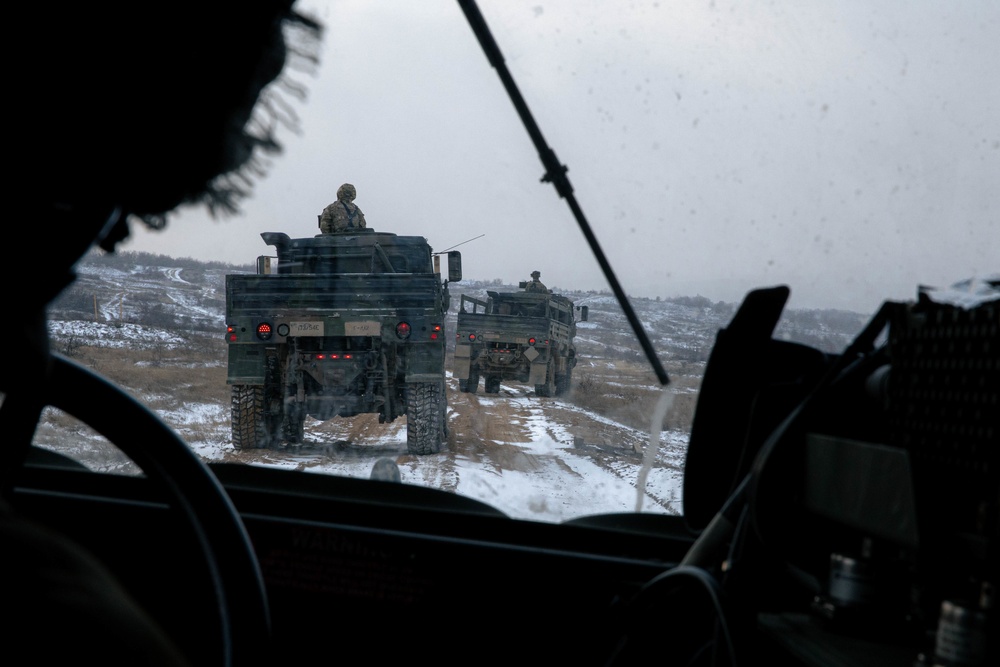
top-left (50, 249), bottom-right (870, 364)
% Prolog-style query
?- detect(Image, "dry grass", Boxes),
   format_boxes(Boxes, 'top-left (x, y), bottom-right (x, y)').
top-left (51, 335), bottom-right (232, 444)
top-left (62, 336), bottom-right (230, 408)
top-left (49, 337), bottom-right (707, 448)
top-left (567, 358), bottom-right (703, 432)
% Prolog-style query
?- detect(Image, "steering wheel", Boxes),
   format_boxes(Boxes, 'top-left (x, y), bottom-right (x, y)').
top-left (8, 353), bottom-right (271, 666)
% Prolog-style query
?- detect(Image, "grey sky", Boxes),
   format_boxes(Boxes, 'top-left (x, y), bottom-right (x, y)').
top-left (120, 0), bottom-right (999, 314)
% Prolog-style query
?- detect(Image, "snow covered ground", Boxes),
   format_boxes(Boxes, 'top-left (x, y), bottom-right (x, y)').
top-left (173, 372), bottom-right (688, 524)
top-left (40, 310), bottom-right (688, 525)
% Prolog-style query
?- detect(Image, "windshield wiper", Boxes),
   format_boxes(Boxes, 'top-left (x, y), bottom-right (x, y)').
top-left (458, 0), bottom-right (670, 386)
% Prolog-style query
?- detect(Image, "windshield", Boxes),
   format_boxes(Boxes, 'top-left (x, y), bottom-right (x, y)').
top-left (38, 1), bottom-right (998, 525)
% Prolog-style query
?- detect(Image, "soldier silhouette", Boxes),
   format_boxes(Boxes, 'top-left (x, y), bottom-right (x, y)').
top-left (10, 3), bottom-right (322, 664)
top-left (319, 183), bottom-right (367, 232)
top-left (524, 270), bottom-right (549, 293)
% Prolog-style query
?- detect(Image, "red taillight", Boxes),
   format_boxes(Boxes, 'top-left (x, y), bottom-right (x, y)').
top-left (468, 333), bottom-right (477, 341)
top-left (528, 337), bottom-right (536, 346)
top-left (430, 323), bottom-right (441, 340)
top-left (226, 325), bottom-right (237, 342)
top-left (256, 322), bottom-right (273, 341)
top-left (396, 322), bottom-right (411, 339)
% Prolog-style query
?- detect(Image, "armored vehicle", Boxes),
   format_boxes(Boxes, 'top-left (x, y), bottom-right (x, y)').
top-left (225, 229), bottom-right (461, 455)
top-left (454, 285), bottom-right (587, 396)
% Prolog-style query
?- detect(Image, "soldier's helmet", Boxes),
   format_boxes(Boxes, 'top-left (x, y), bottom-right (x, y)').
top-left (531, 271), bottom-right (541, 278)
top-left (337, 183), bottom-right (357, 201)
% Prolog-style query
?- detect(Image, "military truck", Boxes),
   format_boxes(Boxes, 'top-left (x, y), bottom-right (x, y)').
top-left (454, 285), bottom-right (586, 396)
top-left (225, 229), bottom-right (461, 455)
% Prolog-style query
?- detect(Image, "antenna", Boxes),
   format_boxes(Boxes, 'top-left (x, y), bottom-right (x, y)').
top-left (434, 234), bottom-right (485, 255)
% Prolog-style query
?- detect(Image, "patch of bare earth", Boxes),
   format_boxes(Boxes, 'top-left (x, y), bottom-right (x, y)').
top-left (445, 382), bottom-right (543, 473)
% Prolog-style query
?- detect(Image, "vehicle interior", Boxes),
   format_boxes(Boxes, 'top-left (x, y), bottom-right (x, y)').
top-left (5, 2), bottom-right (996, 667)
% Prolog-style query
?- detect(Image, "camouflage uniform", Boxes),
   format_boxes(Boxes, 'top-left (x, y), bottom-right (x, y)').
top-left (525, 271), bottom-right (549, 293)
top-left (319, 183), bottom-right (367, 233)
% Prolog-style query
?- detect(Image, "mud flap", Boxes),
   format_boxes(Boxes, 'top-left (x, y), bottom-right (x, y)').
top-left (453, 356), bottom-right (471, 379)
top-left (528, 360), bottom-right (548, 385)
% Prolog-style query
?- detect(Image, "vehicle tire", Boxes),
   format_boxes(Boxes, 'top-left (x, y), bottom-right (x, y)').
top-left (555, 366), bottom-right (572, 396)
top-left (231, 384), bottom-right (267, 450)
top-left (484, 374), bottom-right (500, 394)
top-left (465, 369), bottom-right (480, 394)
top-left (441, 383), bottom-right (450, 439)
top-left (405, 381), bottom-right (445, 455)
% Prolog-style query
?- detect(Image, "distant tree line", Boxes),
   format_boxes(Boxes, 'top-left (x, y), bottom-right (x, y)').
top-left (81, 248), bottom-right (253, 273)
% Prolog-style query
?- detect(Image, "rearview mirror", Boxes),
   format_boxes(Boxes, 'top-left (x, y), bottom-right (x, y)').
top-left (448, 250), bottom-right (463, 282)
